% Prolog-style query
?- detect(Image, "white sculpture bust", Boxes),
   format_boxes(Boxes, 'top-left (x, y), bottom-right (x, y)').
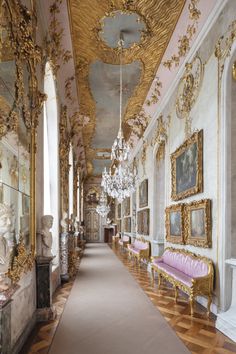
top-left (0, 203), bottom-right (13, 277)
top-left (60, 211), bottom-right (68, 233)
top-left (41, 215), bottom-right (53, 258)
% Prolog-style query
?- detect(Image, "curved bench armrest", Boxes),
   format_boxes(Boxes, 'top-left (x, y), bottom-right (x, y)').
top-left (191, 273), bottom-right (213, 292)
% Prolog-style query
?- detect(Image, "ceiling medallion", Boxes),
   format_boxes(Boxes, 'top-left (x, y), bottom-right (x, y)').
top-left (98, 10), bottom-right (148, 50)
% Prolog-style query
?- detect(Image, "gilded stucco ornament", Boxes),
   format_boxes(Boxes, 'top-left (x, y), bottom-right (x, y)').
top-left (59, 105), bottom-right (70, 213)
top-left (145, 77), bottom-right (162, 106)
top-left (68, 0), bottom-right (186, 172)
top-left (176, 55), bottom-right (204, 137)
top-left (232, 61), bottom-right (236, 81)
top-left (151, 114), bottom-right (171, 163)
top-left (126, 109), bottom-right (151, 142)
top-left (163, 0), bottom-right (201, 70)
top-left (215, 20), bottom-right (236, 79)
top-left (8, 233), bottom-right (34, 283)
top-left (44, 0), bottom-right (72, 76)
top-left (1, 0), bottom-right (46, 283)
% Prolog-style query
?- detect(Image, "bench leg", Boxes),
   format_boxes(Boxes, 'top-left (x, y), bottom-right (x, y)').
top-left (174, 287), bottom-right (178, 303)
top-left (158, 273), bottom-right (162, 288)
top-left (189, 294), bottom-right (194, 316)
top-left (207, 295), bottom-right (212, 317)
top-left (151, 267), bottom-right (155, 286)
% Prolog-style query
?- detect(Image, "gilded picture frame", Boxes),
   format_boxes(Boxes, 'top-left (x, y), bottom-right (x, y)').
top-left (117, 203), bottom-right (121, 219)
top-left (124, 217), bottom-right (131, 232)
top-left (123, 197), bottom-right (130, 216)
top-left (139, 179), bottom-right (148, 208)
top-left (137, 208), bottom-right (149, 235)
top-left (171, 130), bottom-right (203, 201)
top-left (185, 199), bottom-right (212, 248)
top-left (165, 204), bottom-right (185, 244)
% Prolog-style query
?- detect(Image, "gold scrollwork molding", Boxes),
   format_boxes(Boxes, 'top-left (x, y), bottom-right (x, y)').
top-left (163, 0), bottom-right (201, 70)
top-left (59, 105), bottom-right (70, 213)
top-left (175, 55), bottom-right (204, 138)
top-left (8, 234), bottom-right (34, 283)
top-left (233, 61), bottom-right (236, 81)
top-left (44, 0), bottom-right (72, 76)
top-left (68, 0), bottom-right (186, 168)
top-left (215, 20), bottom-right (236, 78)
top-left (145, 77), bottom-right (162, 106)
top-left (126, 109), bottom-right (151, 142)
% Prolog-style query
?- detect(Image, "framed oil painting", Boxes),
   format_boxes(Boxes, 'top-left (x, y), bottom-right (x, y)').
top-left (117, 203), bottom-right (121, 219)
top-left (171, 130), bottom-right (203, 201)
top-left (185, 199), bottom-right (211, 247)
top-left (137, 209), bottom-right (149, 235)
top-left (165, 204), bottom-right (185, 244)
top-left (139, 179), bottom-right (148, 208)
top-left (124, 217), bottom-right (131, 232)
top-left (123, 197), bottom-right (130, 216)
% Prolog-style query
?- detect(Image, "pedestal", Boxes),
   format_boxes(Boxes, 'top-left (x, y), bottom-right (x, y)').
top-left (216, 258), bottom-right (236, 342)
top-left (36, 256), bottom-right (56, 321)
top-left (60, 232), bottom-right (69, 282)
top-left (0, 284), bottom-right (19, 354)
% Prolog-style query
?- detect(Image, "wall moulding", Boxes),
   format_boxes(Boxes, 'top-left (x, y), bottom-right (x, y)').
top-left (0, 0), bottom-right (45, 284)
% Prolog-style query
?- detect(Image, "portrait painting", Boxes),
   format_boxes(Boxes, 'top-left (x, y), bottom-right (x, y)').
top-left (117, 203), bottom-right (121, 219)
top-left (139, 179), bottom-right (148, 208)
top-left (137, 209), bottom-right (149, 235)
top-left (124, 217), bottom-right (131, 233)
top-left (171, 130), bottom-right (203, 201)
top-left (165, 204), bottom-right (185, 244)
top-left (185, 199), bottom-right (211, 247)
top-left (123, 197), bottom-right (130, 216)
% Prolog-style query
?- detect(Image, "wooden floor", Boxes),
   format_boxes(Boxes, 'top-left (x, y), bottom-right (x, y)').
top-left (113, 244), bottom-right (236, 354)
top-left (21, 244), bottom-right (236, 354)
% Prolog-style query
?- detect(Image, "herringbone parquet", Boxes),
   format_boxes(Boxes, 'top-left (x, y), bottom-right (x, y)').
top-left (21, 245), bottom-right (236, 354)
top-left (112, 244), bottom-right (236, 354)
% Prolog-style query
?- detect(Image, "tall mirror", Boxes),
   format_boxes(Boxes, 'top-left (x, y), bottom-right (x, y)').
top-left (0, 0), bottom-right (37, 289)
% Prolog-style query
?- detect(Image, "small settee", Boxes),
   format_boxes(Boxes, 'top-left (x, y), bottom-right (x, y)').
top-left (118, 235), bottom-right (130, 249)
top-left (151, 247), bottom-right (214, 316)
top-left (128, 238), bottom-right (150, 264)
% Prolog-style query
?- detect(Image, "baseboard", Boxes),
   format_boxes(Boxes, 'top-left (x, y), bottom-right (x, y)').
top-left (11, 311), bottom-right (37, 354)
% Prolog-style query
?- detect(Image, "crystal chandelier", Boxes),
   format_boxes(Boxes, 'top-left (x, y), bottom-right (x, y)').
top-left (101, 33), bottom-right (136, 203)
top-left (96, 189), bottom-right (110, 217)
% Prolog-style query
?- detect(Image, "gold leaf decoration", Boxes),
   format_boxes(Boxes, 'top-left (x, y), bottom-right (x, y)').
top-left (163, 0), bottom-right (201, 70)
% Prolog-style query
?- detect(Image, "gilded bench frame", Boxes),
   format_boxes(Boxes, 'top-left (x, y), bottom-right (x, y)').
top-left (151, 247), bottom-right (214, 316)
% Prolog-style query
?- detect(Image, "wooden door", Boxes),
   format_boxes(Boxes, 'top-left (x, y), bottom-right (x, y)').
top-left (84, 208), bottom-right (99, 242)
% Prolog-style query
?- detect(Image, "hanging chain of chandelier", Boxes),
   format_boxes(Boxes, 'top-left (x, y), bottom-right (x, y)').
top-left (100, 32), bottom-right (137, 206)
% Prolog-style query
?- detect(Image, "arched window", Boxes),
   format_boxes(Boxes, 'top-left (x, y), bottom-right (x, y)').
top-left (43, 62), bottom-right (59, 264)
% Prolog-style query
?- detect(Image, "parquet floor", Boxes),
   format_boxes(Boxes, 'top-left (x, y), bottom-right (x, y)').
top-left (21, 244), bottom-right (236, 354)
top-left (20, 262), bottom-right (81, 354)
top-left (112, 244), bottom-right (236, 354)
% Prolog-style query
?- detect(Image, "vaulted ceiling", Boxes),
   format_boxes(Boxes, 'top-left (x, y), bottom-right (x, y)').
top-left (67, 0), bottom-right (186, 175)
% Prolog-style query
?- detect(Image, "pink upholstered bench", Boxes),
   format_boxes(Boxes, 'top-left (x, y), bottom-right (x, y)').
top-left (151, 248), bottom-right (214, 316)
top-left (118, 235), bottom-right (130, 249)
top-left (128, 238), bottom-right (150, 264)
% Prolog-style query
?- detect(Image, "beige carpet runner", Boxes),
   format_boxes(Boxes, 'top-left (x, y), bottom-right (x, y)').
top-left (49, 243), bottom-right (190, 354)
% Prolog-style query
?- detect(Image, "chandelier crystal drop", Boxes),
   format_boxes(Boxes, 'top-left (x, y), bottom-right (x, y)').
top-left (101, 33), bottom-right (136, 203)
top-left (96, 189), bottom-right (110, 217)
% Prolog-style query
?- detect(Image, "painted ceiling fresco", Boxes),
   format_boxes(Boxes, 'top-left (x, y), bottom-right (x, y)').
top-left (68, 0), bottom-right (187, 175)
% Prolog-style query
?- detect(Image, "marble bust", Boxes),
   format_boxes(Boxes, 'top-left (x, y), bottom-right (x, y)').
top-left (0, 203), bottom-right (14, 277)
top-left (41, 215), bottom-right (54, 258)
top-left (60, 211), bottom-right (69, 233)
